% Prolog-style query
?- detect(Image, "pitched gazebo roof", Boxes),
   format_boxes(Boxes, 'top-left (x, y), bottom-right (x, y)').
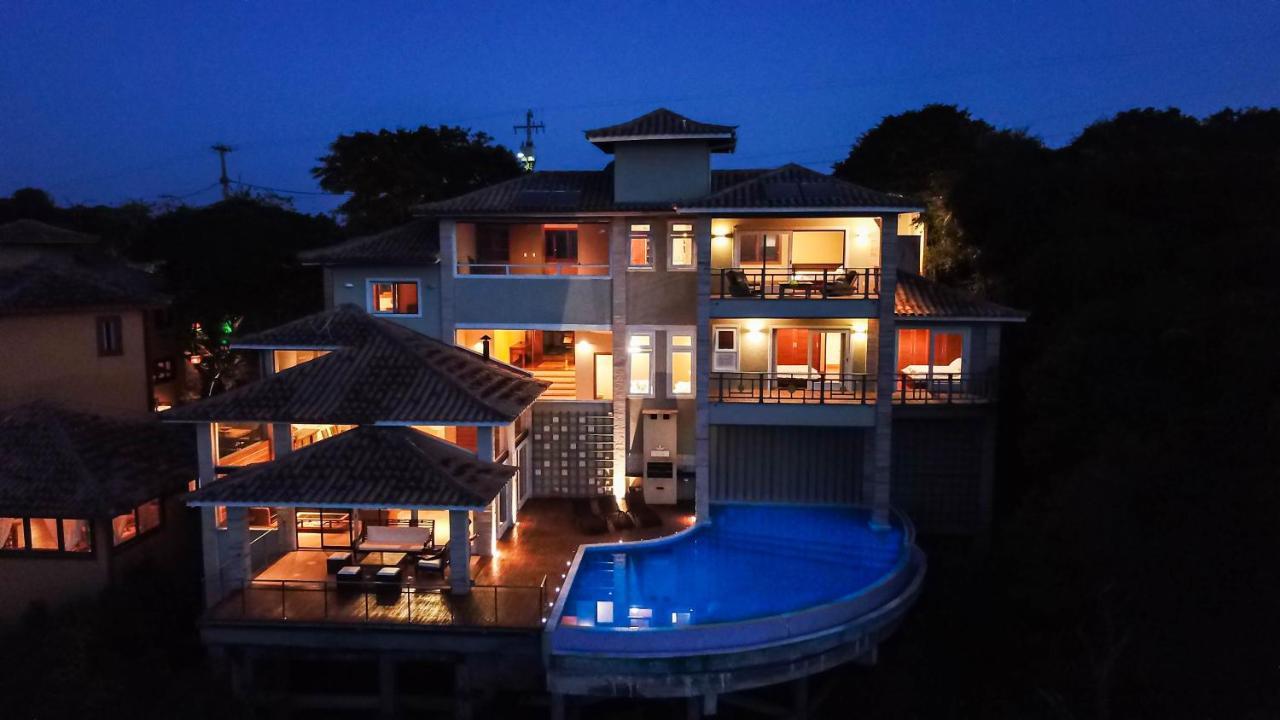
top-left (186, 426), bottom-right (512, 510)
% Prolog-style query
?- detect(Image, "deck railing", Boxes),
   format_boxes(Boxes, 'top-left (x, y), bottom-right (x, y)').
top-left (208, 576), bottom-right (548, 630)
top-left (457, 262), bottom-right (610, 277)
top-left (708, 371), bottom-right (997, 405)
top-left (712, 267), bottom-right (880, 300)
top-left (709, 372), bottom-right (874, 405)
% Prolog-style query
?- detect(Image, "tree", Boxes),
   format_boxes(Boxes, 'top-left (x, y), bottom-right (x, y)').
top-left (312, 125), bottom-right (522, 233)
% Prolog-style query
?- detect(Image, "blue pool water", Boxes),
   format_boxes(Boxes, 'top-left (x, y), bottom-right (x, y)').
top-left (558, 504), bottom-right (906, 629)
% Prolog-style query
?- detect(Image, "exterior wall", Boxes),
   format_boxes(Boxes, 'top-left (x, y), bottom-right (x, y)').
top-left (327, 264), bottom-right (442, 339)
top-left (0, 517), bottom-right (112, 625)
top-left (453, 278), bottom-right (611, 327)
top-left (625, 217), bottom-right (698, 326)
top-left (891, 411), bottom-right (996, 534)
top-left (613, 142), bottom-right (712, 203)
top-left (0, 309), bottom-right (150, 415)
top-left (530, 402), bottom-right (613, 497)
top-left (709, 425), bottom-right (866, 504)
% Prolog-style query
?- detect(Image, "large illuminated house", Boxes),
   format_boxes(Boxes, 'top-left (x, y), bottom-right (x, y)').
top-left (166, 109), bottom-right (1024, 717)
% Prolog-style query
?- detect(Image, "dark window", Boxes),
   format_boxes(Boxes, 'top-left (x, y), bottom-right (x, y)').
top-left (370, 281), bottom-right (419, 315)
top-left (97, 316), bottom-right (123, 356)
top-left (151, 358), bottom-right (175, 383)
top-left (544, 229), bottom-right (578, 261)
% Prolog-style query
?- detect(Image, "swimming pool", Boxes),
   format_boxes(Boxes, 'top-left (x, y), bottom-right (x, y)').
top-left (548, 503), bottom-right (922, 659)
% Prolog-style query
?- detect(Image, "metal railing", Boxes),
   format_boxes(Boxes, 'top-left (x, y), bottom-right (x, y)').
top-left (457, 262), bottom-right (610, 277)
top-left (894, 372), bottom-right (995, 404)
top-left (713, 267), bottom-right (880, 299)
top-left (209, 575), bottom-right (548, 630)
top-left (709, 372), bottom-right (873, 405)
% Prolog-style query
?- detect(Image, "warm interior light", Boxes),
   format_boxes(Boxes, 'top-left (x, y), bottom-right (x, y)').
top-left (576, 339), bottom-right (593, 352)
top-left (746, 319), bottom-right (765, 333)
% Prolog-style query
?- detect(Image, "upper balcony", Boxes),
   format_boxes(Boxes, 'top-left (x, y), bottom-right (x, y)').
top-left (708, 217), bottom-right (895, 319)
top-left (452, 222), bottom-right (611, 326)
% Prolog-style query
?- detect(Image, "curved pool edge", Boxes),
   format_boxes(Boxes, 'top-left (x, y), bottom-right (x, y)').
top-left (542, 504), bottom-right (927, 699)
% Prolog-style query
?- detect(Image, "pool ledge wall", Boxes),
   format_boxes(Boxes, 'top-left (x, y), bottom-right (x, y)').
top-left (542, 504), bottom-right (927, 699)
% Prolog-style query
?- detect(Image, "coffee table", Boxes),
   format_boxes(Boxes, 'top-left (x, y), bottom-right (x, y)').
top-left (359, 551), bottom-right (407, 568)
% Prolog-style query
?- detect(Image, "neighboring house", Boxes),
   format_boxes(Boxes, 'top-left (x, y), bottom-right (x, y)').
top-left (169, 109), bottom-right (1024, 717)
top-left (0, 402), bottom-right (195, 625)
top-left (0, 220), bottom-right (182, 413)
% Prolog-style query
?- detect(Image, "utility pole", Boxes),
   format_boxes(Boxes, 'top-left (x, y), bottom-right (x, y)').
top-left (513, 110), bottom-right (544, 172)
top-left (211, 143), bottom-right (235, 199)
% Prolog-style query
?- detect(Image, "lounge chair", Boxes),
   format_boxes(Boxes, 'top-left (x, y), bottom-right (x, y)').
top-left (624, 487), bottom-right (663, 529)
top-left (416, 546), bottom-right (449, 574)
top-left (724, 269), bottom-right (758, 298)
top-left (595, 495), bottom-right (635, 530)
top-left (823, 269), bottom-right (863, 297)
top-left (572, 498), bottom-right (608, 535)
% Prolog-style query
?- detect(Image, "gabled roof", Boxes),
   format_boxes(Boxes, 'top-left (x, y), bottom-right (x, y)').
top-left (585, 108), bottom-right (737, 153)
top-left (0, 256), bottom-right (169, 316)
top-left (186, 426), bottom-right (512, 510)
top-left (0, 219), bottom-right (98, 246)
top-left (894, 271), bottom-right (1027, 322)
top-left (164, 305), bottom-right (548, 425)
top-left (233, 303), bottom-right (382, 349)
top-left (416, 168), bottom-right (769, 216)
top-left (681, 164), bottom-right (922, 212)
top-left (299, 219), bottom-right (439, 267)
top-left (0, 402), bottom-right (195, 517)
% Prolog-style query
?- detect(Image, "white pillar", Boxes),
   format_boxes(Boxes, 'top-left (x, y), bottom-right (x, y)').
top-left (196, 422), bottom-right (216, 488)
top-left (472, 427), bottom-right (495, 557)
top-left (693, 216), bottom-right (713, 522)
top-left (448, 508), bottom-right (471, 595)
top-left (869, 214), bottom-right (899, 529)
top-left (438, 219), bottom-right (458, 340)
top-left (609, 219), bottom-right (629, 498)
top-left (200, 506), bottom-right (224, 607)
top-left (224, 506), bottom-right (253, 588)
top-left (270, 422), bottom-right (292, 460)
top-left (277, 507), bottom-right (297, 551)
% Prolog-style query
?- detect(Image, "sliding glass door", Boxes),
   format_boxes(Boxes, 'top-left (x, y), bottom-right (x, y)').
top-left (773, 328), bottom-right (849, 376)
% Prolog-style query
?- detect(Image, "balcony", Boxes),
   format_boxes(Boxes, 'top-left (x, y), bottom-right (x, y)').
top-left (712, 267), bottom-right (880, 301)
top-left (708, 371), bottom-right (995, 407)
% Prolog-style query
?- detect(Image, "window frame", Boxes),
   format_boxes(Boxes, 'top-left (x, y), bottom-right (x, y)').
top-left (627, 224), bottom-right (653, 270)
top-left (366, 279), bottom-right (422, 318)
top-left (96, 315), bottom-right (124, 357)
top-left (0, 516), bottom-right (96, 557)
top-left (712, 327), bottom-right (739, 372)
top-left (627, 331), bottom-right (655, 398)
top-left (111, 497), bottom-right (164, 549)
top-left (894, 325), bottom-right (971, 378)
top-left (668, 222), bottom-right (696, 271)
top-left (667, 330), bottom-right (695, 397)
top-left (543, 228), bottom-right (579, 262)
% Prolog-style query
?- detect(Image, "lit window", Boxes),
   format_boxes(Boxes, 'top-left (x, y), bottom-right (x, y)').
top-left (628, 333), bottom-right (653, 396)
top-left (136, 499), bottom-right (161, 534)
top-left (369, 280), bottom-right (419, 315)
top-left (593, 353), bottom-right (613, 401)
top-left (151, 358), bottom-right (175, 383)
top-left (629, 224), bottom-right (651, 268)
top-left (1, 518), bottom-right (93, 553)
top-left (1, 518), bottom-right (25, 550)
top-left (97, 315), bottom-right (123, 356)
top-left (27, 518), bottom-right (59, 550)
top-left (61, 519), bottom-right (92, 552)
top-left (713, 328), bottom-right (739, 371)
top-left (112, 511), bottom-right (138, 546)
top-left (669, 333), bottom-right (694, 396)
top-left (248, 507), bottom-right (278, 530)
top-left (544, 228), bottom-right (578, 261)
top-left (670, 223), bottom-right (694, 269)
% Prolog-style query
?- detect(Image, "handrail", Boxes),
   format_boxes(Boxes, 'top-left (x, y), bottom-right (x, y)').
top-left (894, 371), bottom-right (995, 404)
top-left (713, 267), bottom-right (880, 299)
top-left (709, 372), bottom-right (873, 405)
top-left (457, 262), bottom-right (610, 277)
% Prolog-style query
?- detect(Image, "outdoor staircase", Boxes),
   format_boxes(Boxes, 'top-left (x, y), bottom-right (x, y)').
top-left (534, 368), bottom-right (578, 400)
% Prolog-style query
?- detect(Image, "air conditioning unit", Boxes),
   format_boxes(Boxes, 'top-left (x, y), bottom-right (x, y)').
top-left (642, 409), bottom-right (678, 505)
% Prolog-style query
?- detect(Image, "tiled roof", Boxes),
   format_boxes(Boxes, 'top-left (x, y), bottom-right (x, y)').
top-left (0, 256), bottom-right (169, 315)
top-left (299, 219), bottom-right (439, 267)
top-left (585, 108), bottom-right (737, 152)
top-left (187, 426), bottom-right (512, 509)
top-left (0, 219), bottom-right (97, 246)
top-left (165, 305), bottom-right (548, 425)
top-left (416, 168), bottom-right (770, 216)
top-left (895, 271), bottom-right (1027, 321)
top-left (681, 164), bottom-right (921, 211)
top-left (233, 303), bottom-right (382, 349)
top-left (0, 402), bottom-right (195, 517)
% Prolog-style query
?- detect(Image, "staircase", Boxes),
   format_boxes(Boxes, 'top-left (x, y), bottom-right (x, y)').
top-left (533, 368), bottom-right (577, 400)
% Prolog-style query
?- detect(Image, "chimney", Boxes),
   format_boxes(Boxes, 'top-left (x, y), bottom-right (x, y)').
top-left (480, 335), bottom-right (492, 360)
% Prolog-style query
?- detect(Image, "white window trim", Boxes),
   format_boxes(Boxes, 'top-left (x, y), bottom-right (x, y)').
top-left (667, 221), bottom-right (696, 272)
top-left (667, 328), bottom-right (696, 397)
top-left (712, 327), bottom-right (739, 372)
top-left (627, 224), bottom-right (654, 271)
top-left (366, 278), bottom-right (423, 318)
top-left (627, 330), bottom-right (655, 397)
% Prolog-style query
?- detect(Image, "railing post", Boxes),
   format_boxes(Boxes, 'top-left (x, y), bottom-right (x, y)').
top-left (364, 586), bottom-right (370, 622)
top-left (758, 373), bottom-right (765, 403)
top-left (280, 582), bottom-right (286, 619)
top-left (819, 373), bottom-right (825, 404)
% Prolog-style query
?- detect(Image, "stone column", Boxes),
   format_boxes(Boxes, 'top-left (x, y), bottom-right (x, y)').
top-left (448, 509), bottom-right (471, 595)
top-left (224, 506), bottom-right (253, 588)
top-left (868, 214), bottom-right (899, 529)
top-left (609, 219), bottom-right (629, 498)
top-left (693, 216), bottom-right (713, 522)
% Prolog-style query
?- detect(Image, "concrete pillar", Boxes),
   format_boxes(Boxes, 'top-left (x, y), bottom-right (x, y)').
top-left (270, 422), bottom-right (291, 460)
top-left (609, 219), bottom-right (629, 497)
top-left (471, 427), bottom-right (495, 557)
top-left (224, 506), bottom-right (253, 588)
top-left (277, 507), bottom-right (297, 551)
top-left (261, 348), bottom-right (277, 377)
top-left (693, 216), bottom-right (713, 522)
top-left (438, 219), bottom-right (458, 340)
top-left (199, 506), bottom-right (224, 606)
top-left (448, 509), bottom-right (471, 594)
top-left (196, 422), bottom-right (217, 489)
top-left (868, 214), bottom-right (900, 529)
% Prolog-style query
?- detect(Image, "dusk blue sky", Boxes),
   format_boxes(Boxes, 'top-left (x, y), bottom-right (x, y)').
top-left (2, 1), bottom-right (1277, 216)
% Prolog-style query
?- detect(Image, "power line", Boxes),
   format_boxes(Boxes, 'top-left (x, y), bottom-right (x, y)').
top-left (231, 180), bottom-right (347, 197)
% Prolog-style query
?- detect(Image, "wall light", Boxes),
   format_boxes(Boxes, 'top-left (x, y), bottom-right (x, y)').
top-left (746, 319), bottom-right (765, 333)
top-left (576, 339), bottom-right (593, 352)
top-left (854, 230), bottom-right (870, 246)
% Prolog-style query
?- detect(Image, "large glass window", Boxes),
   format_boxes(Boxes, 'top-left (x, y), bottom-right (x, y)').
top-left (369, 280), bottom-right (419, 315)
top-left (28, 518), bottom-right (59, 550)
top-left (0, 518), bottom-right (93, 554)
top-left (897, 328), bottom-right (966, 376)
top-left (669, 334), bottom-right (694, 396)
top-left (738, 232), bottom-right (782, 264)
top-left (216, 423), bottom-right (271, 468)
top-left (544, 228), bottom-right (578, 261)
top-left (61, 519), bottom-right (92, 552)
top-left (112, 511), bottom-right (138, 546)
top-left (713, 328), bottom-right (739, 371)
top-left (136, 499), bottom-right (162, 534)
top-left (669, 223), bottom-right (694, 269)
top-left (1, 518), bottom-right (26, 550)
top-left (593, 353), bottom-right (613, 400)
top-left (628, 333), bottom-right (654, 396)
top-left (629, 224), bottom-right (651, 268)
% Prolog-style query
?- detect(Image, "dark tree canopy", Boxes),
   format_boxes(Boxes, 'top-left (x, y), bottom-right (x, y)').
top-left (312, 125), bottom-right (522, 233)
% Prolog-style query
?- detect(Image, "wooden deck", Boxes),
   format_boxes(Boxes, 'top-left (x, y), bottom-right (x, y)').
top-left (208, 498), bottom-right (694, 631)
